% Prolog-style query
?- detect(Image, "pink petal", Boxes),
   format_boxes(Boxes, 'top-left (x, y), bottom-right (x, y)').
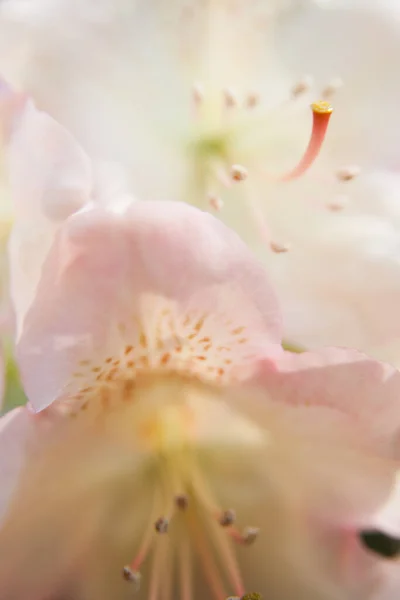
top-left (0, 407), bottom-right (35, 521)
top-left (252, 348), bottom-right (400, 527)
top-left (17, 201), bottom-right (283, 412)
top-left (8, 99), bottom-right (92, 221)
top-left (373, 473), bottom-right (400, 537)
top-left (0, 77), bottom-right (26, 141)
top-left (7, 98), bottom-right (92, 337)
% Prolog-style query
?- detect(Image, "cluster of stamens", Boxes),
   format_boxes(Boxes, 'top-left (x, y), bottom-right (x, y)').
top-left (122, 487), bottom-right (258, 597)
top-left (191, 76), bottom-right (360, 254)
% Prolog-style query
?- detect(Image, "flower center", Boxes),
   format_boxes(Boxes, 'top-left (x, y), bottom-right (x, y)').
top-left (69, 372), bottom-right (267, 600)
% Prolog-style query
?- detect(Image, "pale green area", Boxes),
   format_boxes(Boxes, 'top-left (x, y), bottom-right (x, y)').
top-left (282, 340), bottom-right (305, 353)
top-left (1, 346), bottom-right (27, 415)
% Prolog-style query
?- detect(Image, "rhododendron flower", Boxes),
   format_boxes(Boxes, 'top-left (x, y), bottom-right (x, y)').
top-left (1, 0), bottom-right (400, 359)
top-left (0, 104), bottom-right (400, 600)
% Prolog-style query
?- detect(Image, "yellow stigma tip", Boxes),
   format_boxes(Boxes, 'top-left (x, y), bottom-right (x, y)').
top-left (311, 100), bottom-right (333, 115)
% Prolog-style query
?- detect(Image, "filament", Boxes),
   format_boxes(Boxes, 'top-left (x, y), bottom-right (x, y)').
top-left (189, 512), bottom-right (229, 600)
top-left (179, 530), bottom-right (193, 600)
top-left (272, 101), bottom-right (333, 182)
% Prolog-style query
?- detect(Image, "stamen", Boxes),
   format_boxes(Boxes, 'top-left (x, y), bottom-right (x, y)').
top-left (122, 566), bottom-right (141, 588)
top-left (155, 516), bottom-right (170, 534)
top-left (336, 165), bottom-right (360, 182)
top-left (274, 101), bottom-right (333, 182)
top-left (270, 241), bottom-right (291, 254)
top-left (246, 92), bottom-right (260, 109)
top-left (327, 195), bottom-right (348, 212)
top-left (207, 513), bottom-right (245, 597)
top-left (229, 526), bottom-right (260, 545)
top-left (219, 509), bottom-right (236, 527)
top-left (189, 514), bottom-right (228, 600)
top-left (175, 493), bottom-right (190, 511)
top-left (192, 82), bottom-right (204, 105)
top-left (160, 536), bottom-right (173, 600)
top-left (231, 164), bottom-right (248, 182)
top-left (242, 527), bottom-right (260, 544)
top-left (179, 533), bottom-right (193, 600)
top-left (189, 463), bottom-right (245, 597)
top-left (241, 187), bottom-right (271, 247)
top-left (149, 536), bottom-right (167, 600)
top-left (211, 163), bottom-right (233, 189)
top-left (130, 496), bottom-right (160, 573)
top-left (192, 82), bottom-right (204, 121)
top-left (291, 76), bottom-right (313, 98)
top-left (223, 88), bottom-right (239, 109)
top-left (322, 77), bottom-right (343, 98)
top-left (208, 194), bottom-right (224, 212)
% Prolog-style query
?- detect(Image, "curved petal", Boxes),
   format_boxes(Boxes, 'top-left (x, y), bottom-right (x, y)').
top-left (0, 407), bottom-right (35, 521)
top-left (0, 406), bottom-right (152, 600)
top-left (258, 347), bottom-right (400, 451)
top-left (7, 99), bottom-right (93, 338)
top-left (371, 562), bottom-right (400, 600)
top-left (18, 200), bottom-right (283, 412)
top-left (0, 78), bottom-right (26, 243)
top-left (253, 170), bottom-right (400, 360)
top-left (245, 348), bottom-right (400, 527)
top-left (373, 472), bottom-right (400, 537)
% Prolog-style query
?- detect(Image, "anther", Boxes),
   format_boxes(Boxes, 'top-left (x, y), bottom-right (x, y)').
top-left (122, 566), bottom-right (141, 586)
top-left (246, 92), bottom-right (260, 109)
top-left (208, 194), bottom-right (224, 211)
top-left (273, 101), bottom-right (333, 182)
top-left (223, 88), bottom-right (238, 109)
top-left (242, 527), bottom-right (260, 545)
top-left (291, 76), bottom-right (313, 98)
top-left (219, 509), bottom-right (236, 527)
top-left (230, 526), bottom-right (260, 545)
top-left (327, 195), bottom-right (348, 211)
top-left (270, 241), bottom-right (291, 254)
top-left (154, 517), bottom-right (169, 534)
top-left (242, 593), bottom-right (262, 600)
top-left (192, 82), bottom-right (205, 105)
top-left (175, 494), bottom-right (190, 511)
top-left (231, 164), bottom-right (248, 182)
top-left (336, 165), bottom-right (360, 182)
top-left (322, 77), bottom-right (343, 98)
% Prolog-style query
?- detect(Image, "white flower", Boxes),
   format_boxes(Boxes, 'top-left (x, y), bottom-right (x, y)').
top-left (2, 100), bottom-right (400, 600)
top-left (1, 0), bottom-right (400, 360)
top-left (0, 97), bottom-right (399, 600)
